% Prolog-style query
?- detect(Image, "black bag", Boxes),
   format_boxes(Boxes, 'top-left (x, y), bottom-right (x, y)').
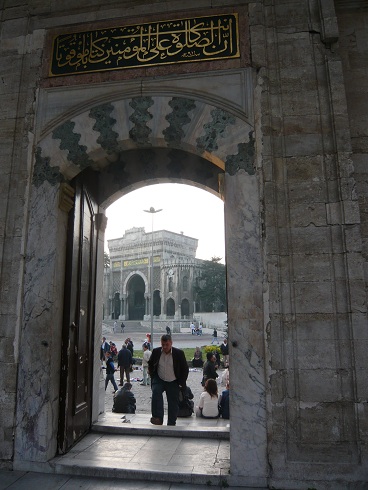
top-left (178, 390), bottom-right (194, 417)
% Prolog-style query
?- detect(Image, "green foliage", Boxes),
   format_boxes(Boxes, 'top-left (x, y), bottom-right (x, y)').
top-left (195, 256), bottom-right (226, 312)
top-left (203, 345), bottom-right (221, 354)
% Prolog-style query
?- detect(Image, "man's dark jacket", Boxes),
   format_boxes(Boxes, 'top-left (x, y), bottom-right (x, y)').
top-left (148, 346), bottom-right (189, 388)
top-left (118, 346), bottom-right (133, 368)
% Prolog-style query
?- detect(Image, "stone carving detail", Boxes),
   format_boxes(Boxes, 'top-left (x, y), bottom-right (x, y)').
top-left (163, 97), bottom-right (196, 148)
top-left (32, 147), bottom-right (63, 187)
top-left (129, 96), bottom-right (154, 145)
top-left (52, 120), bottom-right (93, 169)
top-left (89, 103), bottom-right (119, 154)
top-left (225, 132), bottom-right (255, 176)
top-left (196, 108), bottom-right (236, 152)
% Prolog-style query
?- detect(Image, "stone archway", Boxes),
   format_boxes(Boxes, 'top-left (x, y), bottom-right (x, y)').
top-left (181, 298), bottom-right (190, 318)
top-left (17, 83), bottom-right (267, 485)
top-left (126, 274), bottom-right (145, 320)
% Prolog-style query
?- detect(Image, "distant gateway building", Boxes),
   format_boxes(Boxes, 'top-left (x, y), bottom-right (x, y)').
top-left (104, 227), bottom-right (203, 321)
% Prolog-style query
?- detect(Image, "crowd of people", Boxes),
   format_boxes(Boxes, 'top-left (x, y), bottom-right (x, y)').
top-left (101, 333), bottom-right (230, 422)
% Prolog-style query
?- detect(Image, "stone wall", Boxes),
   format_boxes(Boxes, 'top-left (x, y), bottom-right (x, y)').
top-left (0, 0), bottom-right (367, 487)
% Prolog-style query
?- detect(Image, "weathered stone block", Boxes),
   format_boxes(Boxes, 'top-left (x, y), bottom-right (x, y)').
top-left (289, 202), bottom-right (327, 227)
top-left (288, 179), bottom-right (328, 206)
top-left (297, 369), bottom-right (341, 402)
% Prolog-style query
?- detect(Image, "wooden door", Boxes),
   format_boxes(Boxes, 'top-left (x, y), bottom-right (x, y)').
top-left (58, 175), bottom-right (98, 453)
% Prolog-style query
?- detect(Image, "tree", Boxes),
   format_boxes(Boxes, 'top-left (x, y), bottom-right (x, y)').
top-left (104, 252), bottom-right (110, 269)
top-left (194, 257), bottom-right (226, 312)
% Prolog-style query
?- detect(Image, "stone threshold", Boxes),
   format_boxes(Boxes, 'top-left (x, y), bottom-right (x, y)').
top-left (92, 419), bottom-right (230, 439)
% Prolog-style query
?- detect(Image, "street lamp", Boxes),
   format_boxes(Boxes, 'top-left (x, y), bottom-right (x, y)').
top-left (144, 207), bottom-right (162, 349)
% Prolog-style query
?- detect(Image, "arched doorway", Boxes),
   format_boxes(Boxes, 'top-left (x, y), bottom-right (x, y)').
top-left (127, 275), bottom-right (145, 320)
top-left (181, 298), bottom-right (190, 318)
top-left (24, 84), bottom-right (265, 482)
top-left (112, 292), bottom-right (120, 319)
top-left (153, 290), bottom-right (161, 317)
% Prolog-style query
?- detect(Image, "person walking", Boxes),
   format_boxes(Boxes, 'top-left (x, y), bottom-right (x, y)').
top-left (104, 351), bottom-right (118, 393)
top-left (120, 322), bottom-right (125, 333)
top-left (148, 334), bottom-right (189, 426)
top-left (117, 344), bottom-right (133, 385)
top-left (141, 342), bottom-right (152, 386)
top-left (211, 328), bottom-right (219, 344)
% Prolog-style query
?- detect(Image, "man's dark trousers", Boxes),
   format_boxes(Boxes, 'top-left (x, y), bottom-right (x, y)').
top-left (151, 375), bottom-right (179, 425)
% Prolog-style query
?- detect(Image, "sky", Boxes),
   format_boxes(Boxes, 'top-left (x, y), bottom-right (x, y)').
top-left (105, 183), bottom-right (225, 262)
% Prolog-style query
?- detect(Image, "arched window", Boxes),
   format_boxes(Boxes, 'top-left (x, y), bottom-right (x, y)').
top-left (166, 298), bottom-right (175, 317)
top-left (182, 276), bottom-right (188, 291)
top-left (168, 277), bottom-right (173, 292)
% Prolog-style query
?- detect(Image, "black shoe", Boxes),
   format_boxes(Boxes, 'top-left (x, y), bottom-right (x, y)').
top-left (150, 417), bottom-right (163, 425)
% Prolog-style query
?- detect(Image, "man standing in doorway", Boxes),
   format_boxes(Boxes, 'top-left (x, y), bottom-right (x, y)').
top-left (148, 334), bottom-right (189, 426)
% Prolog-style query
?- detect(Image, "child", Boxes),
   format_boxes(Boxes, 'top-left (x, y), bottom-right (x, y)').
top-left (105, 351), bottom-right (118, 393)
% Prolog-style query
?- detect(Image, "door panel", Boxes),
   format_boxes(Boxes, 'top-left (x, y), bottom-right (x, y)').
top-left (58, 176), bottom-right (98, 453)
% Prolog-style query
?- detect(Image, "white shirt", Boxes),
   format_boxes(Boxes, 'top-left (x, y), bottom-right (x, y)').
top-left (142, 349), bottom-right (152, 367)
top-left (198, 391), bottom-right (219, 417)
top-left (157, 349), bottom-right (176, 382)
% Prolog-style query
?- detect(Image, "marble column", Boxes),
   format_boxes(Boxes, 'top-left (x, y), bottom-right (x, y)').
top-left (14, 182), bottom-right (68, 463)
top-left (225, 170), bottom-right (268, 487)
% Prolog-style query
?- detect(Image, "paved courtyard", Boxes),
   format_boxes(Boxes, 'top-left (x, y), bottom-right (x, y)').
top-left (102, 321), bottom-right (228, 416)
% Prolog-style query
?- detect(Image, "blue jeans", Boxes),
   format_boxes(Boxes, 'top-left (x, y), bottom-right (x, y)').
top-left (105, 373), bottom-right (118, 392)
top-left (142, 366), bottom-right (149, 385)
top-left (151, 375), bottom-right (180, 425)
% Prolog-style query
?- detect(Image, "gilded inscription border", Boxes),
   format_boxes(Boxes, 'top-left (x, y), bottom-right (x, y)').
top-left (49, 13), bottom-right (239, 77)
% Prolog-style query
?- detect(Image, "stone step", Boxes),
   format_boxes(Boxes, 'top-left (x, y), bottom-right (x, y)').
top-left (93, 411), bottom-right (230, 438)
top-left (92, 418), bottom-right (230, 440)
top-left (48, 431), bottom-right (230, 487)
